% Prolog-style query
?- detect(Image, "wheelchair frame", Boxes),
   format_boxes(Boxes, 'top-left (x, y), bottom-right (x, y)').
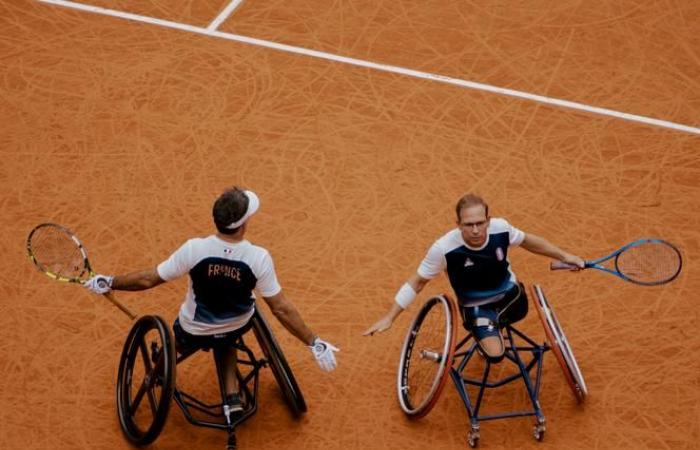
top-left (116, 307), bottom-right (305, 449)
top-left (449, 324), bottom-right (547, 447)
top-left (397, 286), bottom-right (585, 448)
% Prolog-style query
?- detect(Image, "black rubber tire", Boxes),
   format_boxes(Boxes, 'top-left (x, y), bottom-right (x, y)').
top-left (116, 315), bottom-right (176, 445)
top-left (251, 308), bottom-right (307, 416)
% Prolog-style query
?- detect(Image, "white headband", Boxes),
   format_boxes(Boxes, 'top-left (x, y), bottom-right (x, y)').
top-left (225, 190), bottom-right (260, 229)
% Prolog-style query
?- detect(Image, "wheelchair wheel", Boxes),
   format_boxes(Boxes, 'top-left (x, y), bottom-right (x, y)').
top-left (251, 307), bottom-right (307, 416)
top-left (116, 315), bottom-right (176, 445)
top-left (397, 294), bottom-right (458, 418)
top-left (531, 285), bottom-right (588, 403)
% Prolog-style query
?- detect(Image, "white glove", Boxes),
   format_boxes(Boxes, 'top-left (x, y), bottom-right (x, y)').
top-left (83, 274), bottom-right (114, 294)
top-left (309, 337), bottom-right (339, 372)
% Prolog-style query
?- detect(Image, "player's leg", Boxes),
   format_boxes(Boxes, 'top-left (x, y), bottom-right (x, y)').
top-left (172, 318), bottom-right (201, 356)
top-left (495, 282), bottom-right (528, 326)
top-left (463, 305), bottom-right (505, 361)
top-left (214, 346), bottom-right (243, 412)
top-left (212, 320), bottom-right (254, 414)
top-left (462, 283), bottom-right (527, 360)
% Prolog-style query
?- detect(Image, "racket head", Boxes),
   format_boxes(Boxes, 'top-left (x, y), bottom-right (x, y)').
top-left (531, 285), bottom-right (587, 403)
top-left (613, 239), bottom-right (682, 286)
top-left (26, 223), bottom-right (92, 283)
top-left (397, 294), bottom-right (457, 418)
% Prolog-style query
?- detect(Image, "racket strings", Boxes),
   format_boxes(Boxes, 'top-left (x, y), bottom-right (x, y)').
top-left (29, 227), bottom-right (86, 279)
top-left (616, 242), bottom-right (681, 283)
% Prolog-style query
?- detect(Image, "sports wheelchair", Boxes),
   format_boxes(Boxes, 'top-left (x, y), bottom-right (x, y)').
top-left (397, 285), bottom-right (586, 448)
top-left (115, 306), bottom-right (306, 449)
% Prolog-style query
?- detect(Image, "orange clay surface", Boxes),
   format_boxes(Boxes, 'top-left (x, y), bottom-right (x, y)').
top-left (1, 1), bottom-right (699, 449)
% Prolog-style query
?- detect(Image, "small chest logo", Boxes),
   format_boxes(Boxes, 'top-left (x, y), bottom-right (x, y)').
top-left (464, 257), bottom-right (475, 267)
top-left (495, 247), bottom-right (504, 261)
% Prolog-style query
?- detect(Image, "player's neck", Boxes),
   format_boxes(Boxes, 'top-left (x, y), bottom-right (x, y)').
top-left (216, 231), bottom-right (245, 243)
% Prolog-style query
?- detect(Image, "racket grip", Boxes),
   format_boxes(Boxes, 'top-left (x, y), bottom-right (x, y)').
top-left (102, 291), bottom-right (137, 320)
top-left (550, 261), bottom-right (579, 271)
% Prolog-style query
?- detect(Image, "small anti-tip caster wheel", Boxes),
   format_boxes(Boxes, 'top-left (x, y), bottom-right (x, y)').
top-left (467, 427), bottom-right (480, 448)
top-left (533, 422), bottom-right (546, 442)
top-left (226, 432), bottom-right (237, 450)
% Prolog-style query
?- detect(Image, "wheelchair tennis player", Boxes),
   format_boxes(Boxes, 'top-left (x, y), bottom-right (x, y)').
top-left (84, 187), bottom-right (338, 414)
top-left (364, 193), bottom-right (583, 361)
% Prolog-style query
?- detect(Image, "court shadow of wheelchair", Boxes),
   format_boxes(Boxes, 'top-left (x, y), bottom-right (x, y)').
top-left (115, 306), bottom-right (306, 449)
top-left (397, 285), bottom-right (586, 448)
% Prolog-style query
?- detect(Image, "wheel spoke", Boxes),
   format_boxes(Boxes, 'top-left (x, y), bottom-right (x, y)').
top-left (398, 295), bottom-right (456, 417)
top-left (117, 315), bottom-right (176, 446)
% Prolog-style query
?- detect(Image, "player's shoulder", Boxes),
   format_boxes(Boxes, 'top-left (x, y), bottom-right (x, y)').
top-left (488, 217), bottom-right (514, 233)
top-left (236, 240), bottom-right (272, 260)
top-left (433, 228), bottom-right (464, 252)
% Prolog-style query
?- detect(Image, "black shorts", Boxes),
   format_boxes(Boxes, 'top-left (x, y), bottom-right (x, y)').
top-left (172, 317), bottom-right (253, 354)
top-left (460, 282), bottom-right (528, 331)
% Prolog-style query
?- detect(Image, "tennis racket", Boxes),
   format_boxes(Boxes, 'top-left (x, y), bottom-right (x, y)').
top-left (551, 238), bottom-right (682, 286)
top-left (26, 223), bottom-right (136, 319)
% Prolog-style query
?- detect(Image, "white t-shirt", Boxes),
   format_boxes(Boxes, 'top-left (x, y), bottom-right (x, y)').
top-left (417, 218), bottom-right (525, 305)
top-left (157, 235), bottom-right (281, 335)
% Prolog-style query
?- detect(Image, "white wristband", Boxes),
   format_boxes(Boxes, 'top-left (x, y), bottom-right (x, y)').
top-left (395, 283), bottom-right (417, 309)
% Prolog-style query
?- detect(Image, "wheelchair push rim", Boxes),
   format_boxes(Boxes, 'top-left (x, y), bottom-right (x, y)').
top-left (531, 285), bottom-right (588, 403)
top-left (251, 307), bottom-right (307, 416)
top-left (397, 294), bottom-right (458, 418)
top-left (116, 315), bottom-right (176, 445)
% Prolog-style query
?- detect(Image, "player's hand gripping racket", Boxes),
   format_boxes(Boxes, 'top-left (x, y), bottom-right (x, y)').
top-left (27, 223), bottom-right (136, 319)
top-left (551, 238), bottom-right (682, 286)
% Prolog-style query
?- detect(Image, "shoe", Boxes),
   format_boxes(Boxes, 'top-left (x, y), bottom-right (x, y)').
top-left (225, 393), bottom-right (244, 413)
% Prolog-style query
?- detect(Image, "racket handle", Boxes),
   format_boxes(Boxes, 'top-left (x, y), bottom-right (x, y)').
top-left (550, 261), bottom-right (579, 271)
top-left (102, 291), bottom-right (137, 320)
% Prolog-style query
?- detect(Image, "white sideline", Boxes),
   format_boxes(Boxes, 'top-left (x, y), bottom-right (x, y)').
top-left (207, 0), bottom-right (245, 31)
top-left (38, 0), bottom-right (700, 136)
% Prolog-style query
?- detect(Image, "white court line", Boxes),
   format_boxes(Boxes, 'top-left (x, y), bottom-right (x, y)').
top-left (207, 0), bottom-right (245, 31)
top-left (39, 0), bottom-right (700, 136)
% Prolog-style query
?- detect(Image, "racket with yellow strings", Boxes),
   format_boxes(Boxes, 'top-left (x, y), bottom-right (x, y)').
top-left (27, 223), bottom-right (136, 319)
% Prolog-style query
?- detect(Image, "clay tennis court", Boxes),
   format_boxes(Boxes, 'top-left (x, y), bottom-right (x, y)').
top-left (1, 1), bottom-right (699, 449)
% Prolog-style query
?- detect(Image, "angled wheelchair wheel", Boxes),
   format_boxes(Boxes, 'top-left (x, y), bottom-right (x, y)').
top-left (397, 294), bottom-right (458, 418)
top-left (251, 307), bottom-right (307, 416)
top-left (531, 285), bottom-right (588, 403)
top-left (116, 315), bottom-right (176, 445)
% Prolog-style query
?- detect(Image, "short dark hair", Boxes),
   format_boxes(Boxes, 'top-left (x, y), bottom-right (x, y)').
top-left (213, 187), bottom-right (249, 234)
top-left (455, 193), bottom-right (489, 221)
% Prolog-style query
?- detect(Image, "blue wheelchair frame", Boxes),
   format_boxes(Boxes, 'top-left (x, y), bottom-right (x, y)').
top-left (449, 323), bottom-right (548, 446)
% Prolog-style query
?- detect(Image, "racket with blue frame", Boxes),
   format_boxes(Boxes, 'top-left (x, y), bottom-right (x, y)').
top-left (551, 238), bottom-right (682, 286)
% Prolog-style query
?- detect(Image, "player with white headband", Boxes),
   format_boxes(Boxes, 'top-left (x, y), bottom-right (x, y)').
top-left (84, 187), bottom-right (339, 414)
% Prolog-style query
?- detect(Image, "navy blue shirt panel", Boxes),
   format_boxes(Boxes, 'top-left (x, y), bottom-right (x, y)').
top-left (445, 232), bottom-right (514, 301)
top-left (189, 257), bottom-right (258, 323)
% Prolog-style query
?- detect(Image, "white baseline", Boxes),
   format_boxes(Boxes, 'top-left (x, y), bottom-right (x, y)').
top-left (39, 0), bottom-right (700, 136)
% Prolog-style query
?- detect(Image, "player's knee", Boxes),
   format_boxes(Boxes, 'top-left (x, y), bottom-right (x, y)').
top-left (477, 335), bottom-right (505, 361)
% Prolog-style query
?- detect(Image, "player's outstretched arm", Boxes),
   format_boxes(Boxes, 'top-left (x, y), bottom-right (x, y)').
top-left (263, 291), bottom-right (339, 371)
top-left (520, 233), bottom-right (585, 268)
top-left (262, 291), bottom-right (315, 344)
top-left (84, 268), bottom-right (165, 294)
top-left (363, 273), bottom-right (430, 336)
